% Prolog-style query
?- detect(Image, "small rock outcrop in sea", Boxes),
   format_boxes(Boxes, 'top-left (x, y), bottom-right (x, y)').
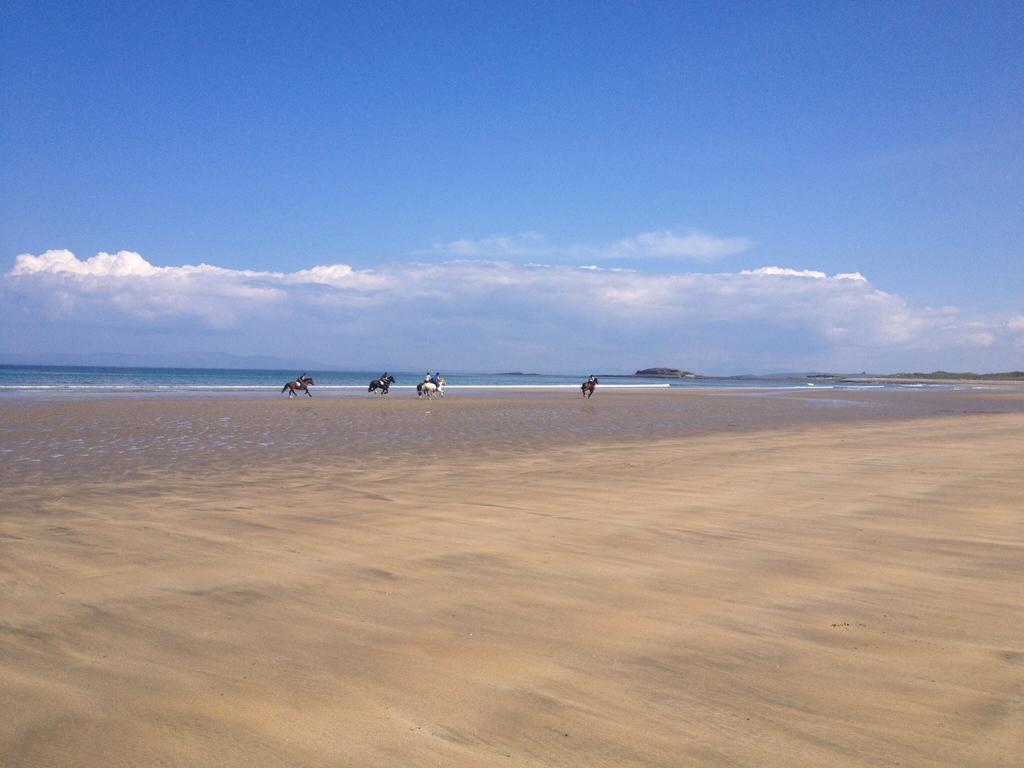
top-left (635, 367), bottom-right (697, 378)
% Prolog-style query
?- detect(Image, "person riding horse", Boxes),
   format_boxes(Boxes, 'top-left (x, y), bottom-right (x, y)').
top-left (581, 375), bottom-right (598, 399)
top-left (368, 373), bottom-right (395, 395)
top-left (282, 373), bottom-right (314, 398)
top-left (417, 375), bottom-right (445, 398)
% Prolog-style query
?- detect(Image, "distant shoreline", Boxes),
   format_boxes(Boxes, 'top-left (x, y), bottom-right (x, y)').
top-left (630, 368), bottom-right (1024, 384)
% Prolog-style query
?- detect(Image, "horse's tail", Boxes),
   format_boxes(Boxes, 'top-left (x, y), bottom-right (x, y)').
top-left (368, 382), bottom-right (375, 392)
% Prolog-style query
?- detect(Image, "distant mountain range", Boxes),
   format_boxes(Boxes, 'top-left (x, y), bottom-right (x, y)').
top-left (634, 367), bottom-right (1024, 381)
top-left (869, 371), bottom-right (1024, 381)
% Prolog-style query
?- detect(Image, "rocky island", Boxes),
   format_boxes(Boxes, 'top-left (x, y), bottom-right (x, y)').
top-left (635, 367), bottom-right (697, 378)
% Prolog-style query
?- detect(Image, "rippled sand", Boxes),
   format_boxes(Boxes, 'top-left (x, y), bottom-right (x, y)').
top-left (2, 389), bottom-right (1023, 766)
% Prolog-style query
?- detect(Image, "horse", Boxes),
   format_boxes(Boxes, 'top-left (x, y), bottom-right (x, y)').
top-left (581, 377), bottom-right (598, 398)
top-left (368, 374), bottom-right (396, 396)
top-left (282, 374), bottom-right (314, 398)
top-left (417, 377), bottom-right (446, 398)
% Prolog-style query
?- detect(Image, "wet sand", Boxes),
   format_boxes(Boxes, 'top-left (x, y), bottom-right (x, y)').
top-left (2, 390), bottom-right (1023, 766)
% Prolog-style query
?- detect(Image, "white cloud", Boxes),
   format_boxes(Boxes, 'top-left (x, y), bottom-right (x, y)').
top-left (3, 249), bottom-right (1020, 372)
top-left (13, 249), bottom-right (163, 278)
top-left (960, 331), bottom-right (996, 347)
top-left (743, 266), bottom-right (828, 279)
top-left (741, 266), bottom-right (867, 281)
top-left (606, 229), bottom-right (752, 261)
top-left (425, 228), bottom-right (752, 262)
top-left (422, 232), bottom-right (550, 258)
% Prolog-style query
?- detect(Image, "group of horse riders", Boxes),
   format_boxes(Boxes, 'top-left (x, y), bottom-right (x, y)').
top-left (370, 371), bottom-right (443, 397)
top-left (287, 371), bottom-right (598, 398)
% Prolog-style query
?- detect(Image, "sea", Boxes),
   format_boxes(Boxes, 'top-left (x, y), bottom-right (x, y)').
top-left (0, 364), bottom-right (975, 399)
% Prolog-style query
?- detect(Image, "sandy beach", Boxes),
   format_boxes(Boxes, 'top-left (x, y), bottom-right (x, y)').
top-left (2, 389), bottom-right (1023, 767)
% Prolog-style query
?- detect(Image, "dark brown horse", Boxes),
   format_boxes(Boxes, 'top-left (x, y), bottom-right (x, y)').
top-left (581, 376), bottom-right (598, 398)
top-left (282, 374), bottom-right (314, 398)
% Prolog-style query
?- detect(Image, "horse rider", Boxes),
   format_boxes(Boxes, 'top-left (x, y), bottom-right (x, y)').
top-left (379, 372), bottom-right (389, 384)
top-left (588, 374), bottom-right (598, 385)
top-left (431, 372), bottom-right (441, 386)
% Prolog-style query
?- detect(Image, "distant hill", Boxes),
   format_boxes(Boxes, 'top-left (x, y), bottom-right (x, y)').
top-left (879, 371), bottom-right (1024, 381)
top-left (631, 368), bottom-right (1024, 382)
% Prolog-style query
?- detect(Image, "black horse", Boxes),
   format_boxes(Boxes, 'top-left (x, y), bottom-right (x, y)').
top-left (282, 373), bottom-right (314, 398)
top-left (368, 374), bottom-right (396, 396)
top-left (581, 376), bottom-right (598, 399)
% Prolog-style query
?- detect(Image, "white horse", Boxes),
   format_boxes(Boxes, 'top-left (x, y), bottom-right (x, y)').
top-left (417, 377), bottom-right (446, 398)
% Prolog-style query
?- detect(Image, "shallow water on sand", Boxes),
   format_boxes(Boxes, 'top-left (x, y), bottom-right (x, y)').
top-left (3, 389), bottom-right (1023, 487)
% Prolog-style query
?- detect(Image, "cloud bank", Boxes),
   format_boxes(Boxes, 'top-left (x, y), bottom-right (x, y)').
top-left (3, 249), bottom-right (1021, 373)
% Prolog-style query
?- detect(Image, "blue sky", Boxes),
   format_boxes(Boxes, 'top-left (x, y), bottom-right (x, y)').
top-left (2, 1), bottom-right (1022, 373)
